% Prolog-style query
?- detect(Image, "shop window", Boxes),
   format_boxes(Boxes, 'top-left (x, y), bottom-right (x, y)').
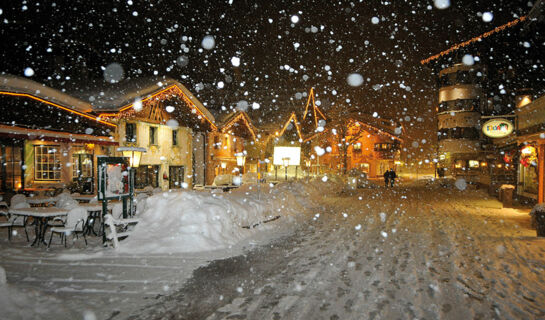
top-left (454, 159), bottom-right (466, 169)
top-left (125, 123), bottom-right (136, 143)
top-left (520, 145), bottom-right (538, 194)
top-left (34, 145), bottom-right (61, 181)
top-left (149, 127), bottom-right (157, 145)
top-left (135, 165), bottom-right (159, 188)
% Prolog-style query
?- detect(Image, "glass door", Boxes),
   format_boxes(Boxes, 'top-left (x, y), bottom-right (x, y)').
top-left (0, 142), bottom-right (24, 192)
top-left (72, 147), bottom-right (94, 194)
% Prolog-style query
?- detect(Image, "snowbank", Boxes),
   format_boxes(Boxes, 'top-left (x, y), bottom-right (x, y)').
top-left (120, 177), bottom-right (342, 254)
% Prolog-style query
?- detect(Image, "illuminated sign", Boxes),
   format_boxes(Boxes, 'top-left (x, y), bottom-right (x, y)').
top-left (273, 147), bottom-right (301, 166)
top-left (482, 118), bottom-right (514, 138)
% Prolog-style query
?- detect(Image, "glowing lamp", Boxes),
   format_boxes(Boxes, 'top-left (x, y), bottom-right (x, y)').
top-left (220, 162), bottom-right (227, 169)
top-left (521, 146), bottom-right (536, 155)
top-left (117, 147), bottom-right (147, 168)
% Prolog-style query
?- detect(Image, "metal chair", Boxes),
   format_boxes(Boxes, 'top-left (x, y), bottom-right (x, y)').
top-left (47, 207), bottom-right (88, 247)
top-left (0, 201), bottom-right (29, 242)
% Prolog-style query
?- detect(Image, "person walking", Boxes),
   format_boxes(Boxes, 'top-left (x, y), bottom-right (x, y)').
top-left (389, 168), bottom-right (397, 187)
top-left (383, 170), bottom-right (390, 187)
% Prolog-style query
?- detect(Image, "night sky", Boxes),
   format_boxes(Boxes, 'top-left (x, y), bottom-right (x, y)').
top-left (0, 0), bottom-right (535, 160)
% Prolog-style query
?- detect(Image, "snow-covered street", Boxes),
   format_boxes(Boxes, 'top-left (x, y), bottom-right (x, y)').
top-left (129, 180), bottom-right (544, 320)
top-left (1, 179), bottom-right (544, 320)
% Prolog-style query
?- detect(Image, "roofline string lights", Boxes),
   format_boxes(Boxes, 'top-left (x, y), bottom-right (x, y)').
top-left (302, 87), bottom-right (327, 127)
top-left (421, 16), bottom-right (527, 65)
top-left (278, 112), bottom-right (304, 141)
top-left (0, 91), bottom-right (117, 128)
top-left (98, 84), bottom-right (217, 130)
top-left (221, 112), bottom-right (257, 142)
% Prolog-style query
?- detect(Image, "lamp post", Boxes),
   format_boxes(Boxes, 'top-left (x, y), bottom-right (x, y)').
top-left (117, 147), bottom-right (146, 217)
top-left (305, 159), bottom-right (311, 177)
top-left (282, 157), bottom-right (290, 181)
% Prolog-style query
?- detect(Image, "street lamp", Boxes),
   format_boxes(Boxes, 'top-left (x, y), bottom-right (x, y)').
top-left (282, 157), bottom-right (290, 181)
top-left (117, 146), bottom-right (146, 168)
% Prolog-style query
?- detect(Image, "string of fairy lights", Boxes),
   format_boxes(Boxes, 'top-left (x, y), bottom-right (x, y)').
top-left (421, 16), bottom-right (527, 65)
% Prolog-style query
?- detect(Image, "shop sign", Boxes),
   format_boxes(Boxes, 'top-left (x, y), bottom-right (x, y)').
top-left (482, 118), bottom-right (514, 138)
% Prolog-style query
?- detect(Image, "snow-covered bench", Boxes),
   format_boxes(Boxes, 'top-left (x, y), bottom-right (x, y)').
top-left (104, 214), bottom-right (139, 248)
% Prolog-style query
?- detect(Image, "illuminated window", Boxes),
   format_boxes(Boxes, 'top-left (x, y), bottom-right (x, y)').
top-left (34, 145), bottom-right (61, 181)
top-left (468, 160), bottom-right (479, 168)
top-left (353, 143), bottom-right (362, 152)
top-left (454, 160), bottom-right (465, 169)
top-left (374, 143), bottom-right (393, 151)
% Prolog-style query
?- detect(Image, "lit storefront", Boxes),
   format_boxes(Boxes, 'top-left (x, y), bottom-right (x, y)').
top-left (518, 145), bottom-right (539, 198)
top-left (0, 75), bottom-right (117, 195)
top-left (516, 94), bottom-right (545, 203)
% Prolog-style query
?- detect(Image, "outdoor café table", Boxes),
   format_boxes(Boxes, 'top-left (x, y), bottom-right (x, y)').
top-left (78, 202), bottom-right (114, 236)
top-left (8, 207), bottom-right (68, 247)
top-left (26, 196), bottom-right (57, 207)
top-left (204, 185), bottom-right (240, 192)
top-left (72, 195), bottom-right (97, 203)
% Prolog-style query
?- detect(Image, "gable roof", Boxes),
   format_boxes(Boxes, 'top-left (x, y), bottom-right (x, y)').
top-left (61, 76), bottom-right (216, 129)
top-left (0, 74), bottom-right (116, 129)
top-left (301, 87), bottom-right (327, 126)
top-left (277, 112), bottom-right (304, 141)
top-left (0, 74), bottom-right (95, 114)
top-left (219, 111), bottom-right (258, 141)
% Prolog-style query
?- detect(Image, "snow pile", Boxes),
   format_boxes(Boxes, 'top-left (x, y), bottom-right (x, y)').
top-left (121, 178), bottom-right (342, 254)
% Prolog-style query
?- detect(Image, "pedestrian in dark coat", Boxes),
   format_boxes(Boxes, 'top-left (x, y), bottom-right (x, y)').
top-left (383, 170), bottom-right (390, 187)
top-left (389, 168), bottom-right (397, 187)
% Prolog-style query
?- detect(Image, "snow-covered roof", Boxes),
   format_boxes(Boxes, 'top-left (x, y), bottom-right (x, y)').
top-left (62, 76), bottom-right (215, 123)
top-left (0, 74), bottom-right (94, 113)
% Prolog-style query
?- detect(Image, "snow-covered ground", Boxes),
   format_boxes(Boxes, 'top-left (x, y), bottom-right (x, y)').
top-left (131, 179), bottom-right (544, 320)
top-left (0, 178), bottom-right (339, 320)
top-left (1, 177), bottom-right (543, 319)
